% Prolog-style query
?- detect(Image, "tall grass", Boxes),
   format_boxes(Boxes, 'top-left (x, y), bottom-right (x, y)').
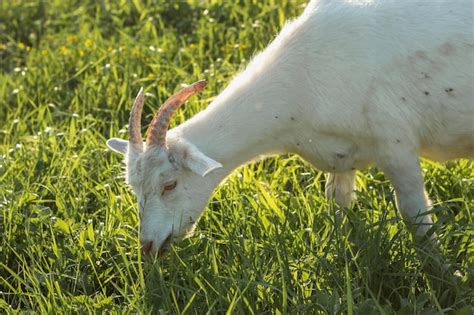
top-left (1, 0), bottom-right (473, 313)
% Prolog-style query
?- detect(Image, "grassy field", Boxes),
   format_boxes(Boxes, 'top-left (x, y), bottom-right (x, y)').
top-left (1, 0), bottom-right (473, 313)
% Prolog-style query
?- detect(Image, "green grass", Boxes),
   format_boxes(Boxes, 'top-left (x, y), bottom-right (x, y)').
top-left (1, 0), bottom-right (473, 313)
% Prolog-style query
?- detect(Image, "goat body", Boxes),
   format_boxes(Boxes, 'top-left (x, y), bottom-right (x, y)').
top-left (107, 0), bottom-right (473, 255)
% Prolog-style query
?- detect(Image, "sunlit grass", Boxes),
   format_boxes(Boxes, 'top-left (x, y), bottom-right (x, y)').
top-left (1, 0), bottom-right (473, 313)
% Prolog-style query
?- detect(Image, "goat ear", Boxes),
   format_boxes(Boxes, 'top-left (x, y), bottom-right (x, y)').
top-left (106, 138), bottom-right (128, 155)
top-left (181, 145), bottom-right (222, 177)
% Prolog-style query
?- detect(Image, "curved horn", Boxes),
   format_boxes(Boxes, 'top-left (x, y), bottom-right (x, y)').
top-left (129, 87), bottom-right (145, 152)
top-left (146, 80), bottom-right (207, 148)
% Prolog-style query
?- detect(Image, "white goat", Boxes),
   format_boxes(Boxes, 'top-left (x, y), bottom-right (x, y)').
top-left (107, 0), bottom-right (473, 256)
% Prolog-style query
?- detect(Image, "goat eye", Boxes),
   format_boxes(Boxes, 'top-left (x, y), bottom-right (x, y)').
top-left (162, 181), bottom-right (177, 195)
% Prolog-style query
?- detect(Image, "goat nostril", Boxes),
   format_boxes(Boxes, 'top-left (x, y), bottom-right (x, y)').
top-left (142, 240), bottom-right (153, 255)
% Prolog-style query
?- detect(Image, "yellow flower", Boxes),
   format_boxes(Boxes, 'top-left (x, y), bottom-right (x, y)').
top-left (17, 42), bottom-right (31, 51)
top-left (67, 34), bottom-right (78, 43)
top-left (41, 49), bottom-right (48, 56)
top-left (0, 44), bottom-right (7, 50)
top-left (84, 39), bottom-right (94, 47)
top-left (131, 48), bottom-right (140, 57)
top-left (79, 50), bottom-right (85, 57)
top-left (59, 46), bottom-right (69, 55)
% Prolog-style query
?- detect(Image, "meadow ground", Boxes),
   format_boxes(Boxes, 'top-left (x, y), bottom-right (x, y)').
top-left (1, 0), bottom-right (473, 313)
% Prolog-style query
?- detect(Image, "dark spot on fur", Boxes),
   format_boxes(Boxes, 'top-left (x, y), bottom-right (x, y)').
top-left (275, 116), bottom-right (279, 119)
top-left (296, 142), bottom-right (300, 146)
top-left (401, 97), bottom-right (407, 102)
top-left (181, 150), bottom-right (187, 161)
top-left (351, 167), bottom-right (356, 170)
top-left (291, 117), bottom-right (295, 121)
top-left (439, 42), bottom-right (456, 56)
top-left (424, 91), bottom-right (430, 96)
top-left (421, 72), bottom-right (430, 79)
top-left (336, 153), bottom-right (345, 159)
top-left (396, 139), bottom-right (401, 143)
top-left (415, 50), bottom-right (428, 59)
top-left (445, 88), bottom-right (454, 93)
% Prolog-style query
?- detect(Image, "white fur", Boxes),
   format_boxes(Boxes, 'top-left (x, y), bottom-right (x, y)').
top-left (108, 0), bottom-right (473, 254)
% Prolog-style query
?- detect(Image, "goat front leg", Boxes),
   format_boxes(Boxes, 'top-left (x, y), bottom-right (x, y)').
top-left (325, 170), bottom-right (357, 208)
top-left (378, 154), bottom-right (433, 238)
top-left (378, 151), bottom-right (459, 299)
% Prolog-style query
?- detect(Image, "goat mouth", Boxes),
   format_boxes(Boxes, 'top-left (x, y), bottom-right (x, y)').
top-left (157, 233), bottom-right (173, 257)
